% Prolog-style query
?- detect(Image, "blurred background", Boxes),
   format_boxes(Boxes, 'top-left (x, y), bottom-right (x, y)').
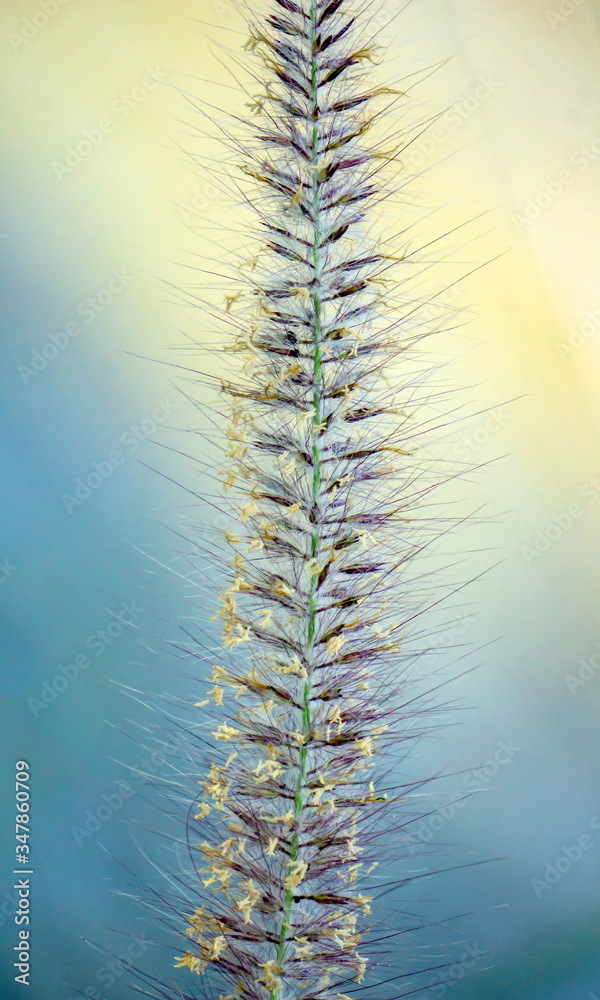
top-left (1, 0), bottom-right (600, 997)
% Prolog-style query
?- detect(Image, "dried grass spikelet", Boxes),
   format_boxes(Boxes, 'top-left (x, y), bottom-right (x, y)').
top-left (170, 2), bottom-right (465, 999)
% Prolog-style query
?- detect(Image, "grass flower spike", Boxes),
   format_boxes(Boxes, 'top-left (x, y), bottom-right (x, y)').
top-left (169, 2), bottom-right (460, 999)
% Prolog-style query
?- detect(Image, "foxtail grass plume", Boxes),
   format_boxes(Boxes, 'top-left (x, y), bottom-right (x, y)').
top-left (169, 2), bottom-right (465, 999)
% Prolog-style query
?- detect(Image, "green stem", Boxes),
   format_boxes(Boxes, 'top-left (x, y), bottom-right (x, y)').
top-left (270, 4), bottom-right (322, 996)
